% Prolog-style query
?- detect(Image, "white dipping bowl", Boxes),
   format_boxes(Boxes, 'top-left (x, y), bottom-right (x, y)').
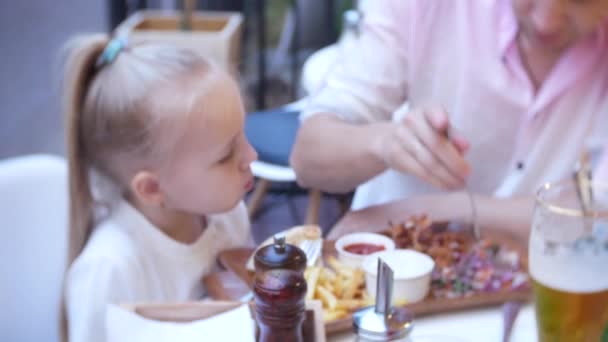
top-left (335, 233), bottom-right (396, 269)
top-left (362, 249), bottom-right (435, 304)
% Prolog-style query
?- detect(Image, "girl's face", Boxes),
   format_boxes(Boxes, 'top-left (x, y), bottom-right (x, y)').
top-left (512, 0), bottom-right (608, 54)
top-left (156, 71), bottom-right (257, 215)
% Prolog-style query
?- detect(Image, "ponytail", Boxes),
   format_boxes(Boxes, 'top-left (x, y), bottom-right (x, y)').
top-left (60, 34), bottom-right (108, 342)
top-left (63, 34), bottom-right (109, 267)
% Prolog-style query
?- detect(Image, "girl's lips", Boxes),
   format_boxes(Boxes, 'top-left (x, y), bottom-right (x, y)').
top-left (244, 178), bottom-right (254, 191)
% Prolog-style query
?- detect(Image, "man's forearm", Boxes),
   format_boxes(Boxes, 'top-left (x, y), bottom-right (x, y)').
top-left (290, 114), bottom-right (389, 193)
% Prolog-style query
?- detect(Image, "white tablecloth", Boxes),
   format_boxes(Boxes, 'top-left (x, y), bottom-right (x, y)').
top-left (106, 304), bottom-right (256, 342)
top-left (330, 304), bottom-right (537, 342)
top-left (106, 302), bottom-right (537, 342)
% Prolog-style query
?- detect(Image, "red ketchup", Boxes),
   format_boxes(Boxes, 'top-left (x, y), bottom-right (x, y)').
top-left (344, 243), bottom-right (386, 255)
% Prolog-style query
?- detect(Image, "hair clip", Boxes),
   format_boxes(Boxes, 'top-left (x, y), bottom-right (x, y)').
top-left (95, 36), bottom-right (128, 70)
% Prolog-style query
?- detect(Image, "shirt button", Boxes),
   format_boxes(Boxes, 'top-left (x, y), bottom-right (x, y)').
top-left (516, 161), bottom-right (525, 170)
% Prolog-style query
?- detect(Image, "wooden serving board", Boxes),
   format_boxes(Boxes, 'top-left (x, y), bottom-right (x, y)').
top-left (216, 231), bottom-right (532, 335)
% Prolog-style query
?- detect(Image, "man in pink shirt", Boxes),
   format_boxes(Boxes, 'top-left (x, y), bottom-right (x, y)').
top-left (291, 0), bottom-right (608, 240)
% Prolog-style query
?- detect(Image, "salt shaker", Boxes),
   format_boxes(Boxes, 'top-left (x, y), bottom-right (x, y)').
top-left (353, 259), bottom-right (414, 341)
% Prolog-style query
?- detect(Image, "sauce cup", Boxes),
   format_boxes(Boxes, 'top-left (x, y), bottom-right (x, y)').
top-left (335, 233), bottom-right (396, 269)
top-left (362, 249), bottom-right (435, 304)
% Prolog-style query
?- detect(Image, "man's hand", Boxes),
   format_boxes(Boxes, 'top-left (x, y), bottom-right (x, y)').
top-left (371, 106), bottom-right (471, 189)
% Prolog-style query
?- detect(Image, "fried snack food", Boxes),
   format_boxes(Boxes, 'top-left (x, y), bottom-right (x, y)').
top-left (304, 256), bottom-right (372, 322)
top-left (388, 215), bottom-right (468, 268)
top-left (388, 215), bottom-right (528, 298)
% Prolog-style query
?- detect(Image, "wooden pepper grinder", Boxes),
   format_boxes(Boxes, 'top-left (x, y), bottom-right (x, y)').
top-left (253, 236), bottom-right (308, 342)
top-left (254, 235), bottom-right (307, 275)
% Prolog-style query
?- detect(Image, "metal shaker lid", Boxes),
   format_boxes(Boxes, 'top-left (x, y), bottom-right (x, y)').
top-left (353, 259), bottom-right (414, 341)
top-left (254, 235), bottom-right (307, 273)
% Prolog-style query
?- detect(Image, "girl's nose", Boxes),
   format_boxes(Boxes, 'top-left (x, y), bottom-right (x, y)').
top-left (239, 139), bottom-right (258, 171)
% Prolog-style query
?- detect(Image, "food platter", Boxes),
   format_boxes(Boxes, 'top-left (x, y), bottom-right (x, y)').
top-left (217, 217), bottom-right (532, 335)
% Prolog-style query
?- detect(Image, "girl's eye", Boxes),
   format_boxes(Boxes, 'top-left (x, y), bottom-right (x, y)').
top-left (219, 150), bottom-right (234, 164)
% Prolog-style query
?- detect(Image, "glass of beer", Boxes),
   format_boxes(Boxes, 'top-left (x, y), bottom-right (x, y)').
top-left (530, 179), bottom-right (608, 342)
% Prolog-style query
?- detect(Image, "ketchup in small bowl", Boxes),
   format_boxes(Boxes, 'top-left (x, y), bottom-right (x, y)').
top-left (343, 243), bottom-right (386, 255)
top-left (335, 233), bottom-right (396, 268)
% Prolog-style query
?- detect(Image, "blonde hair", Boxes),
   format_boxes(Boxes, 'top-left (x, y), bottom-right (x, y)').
top-left (61, 33), bottom-right (213, 341)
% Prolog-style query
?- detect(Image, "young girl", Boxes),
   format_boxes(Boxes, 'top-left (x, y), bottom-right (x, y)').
top-left (61, 33), bottom-right (257, 342)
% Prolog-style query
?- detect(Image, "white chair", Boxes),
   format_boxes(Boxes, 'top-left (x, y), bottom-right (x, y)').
top-left (0, 154), bottom-right (68, 342)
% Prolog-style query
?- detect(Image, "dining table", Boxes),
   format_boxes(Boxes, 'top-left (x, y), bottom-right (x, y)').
top-left (202, 195), bottom-right (540, 341)
top-left (321, 198), bottom-right (537, 341)
top-left (328, 304), bottom-right (537, 341)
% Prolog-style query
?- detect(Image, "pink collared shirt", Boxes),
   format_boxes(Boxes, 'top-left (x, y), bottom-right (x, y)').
top-left (301, 0), bottom-right (608, 210)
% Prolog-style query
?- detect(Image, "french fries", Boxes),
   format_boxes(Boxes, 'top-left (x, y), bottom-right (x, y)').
top-left (322, 308), bottom-right (348, 322)
top-left (316, 285), bottom-right (338, 309)
top-left (304, 256), bottom-right (372, 322)
top-left (304, 267), bottom-right (321, 300)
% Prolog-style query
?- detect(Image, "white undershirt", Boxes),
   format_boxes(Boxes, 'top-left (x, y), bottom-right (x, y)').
top-left (65, 200), bottom-right (250, 342)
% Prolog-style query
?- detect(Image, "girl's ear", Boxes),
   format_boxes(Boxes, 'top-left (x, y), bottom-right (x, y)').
top-left (130, 171), bottom-right (164, 207)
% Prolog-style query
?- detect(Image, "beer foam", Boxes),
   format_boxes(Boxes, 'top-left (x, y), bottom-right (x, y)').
top-left (529, 231), bottom-right (608, 293)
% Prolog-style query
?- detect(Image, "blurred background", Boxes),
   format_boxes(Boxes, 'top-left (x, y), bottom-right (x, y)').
top-left (0, 1), bottom-right (108, 159)
top-left (0, 0), bottom-right (354, 158)
top-left (0, 0), bottom-right (358, 239)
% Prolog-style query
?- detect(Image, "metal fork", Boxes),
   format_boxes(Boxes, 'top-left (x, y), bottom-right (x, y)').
top-left (299, 239), bottom-right (323, 267)
top-left (573, 151), bottom-right (593, 235)
top-left (444, 126), bottom-right (480, 241)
